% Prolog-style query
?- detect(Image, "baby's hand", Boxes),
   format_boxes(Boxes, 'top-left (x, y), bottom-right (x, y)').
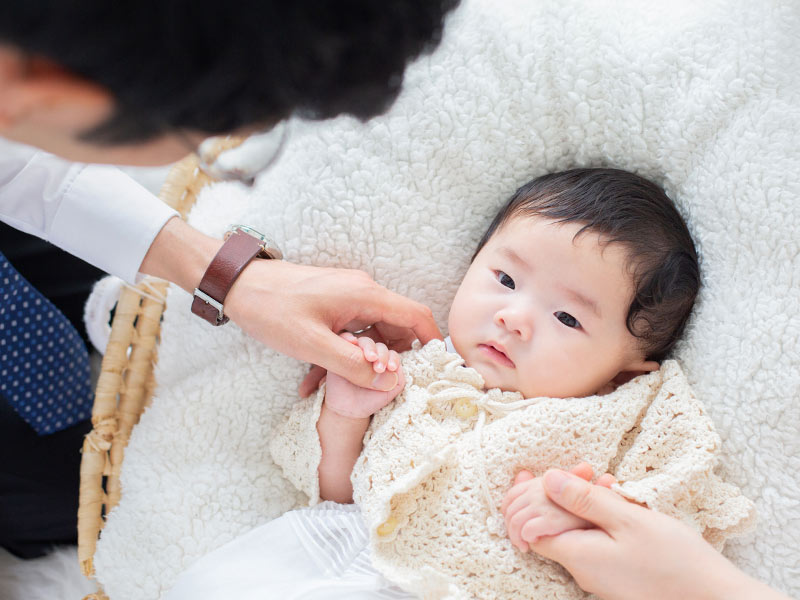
top-left (501, 470), bottom-right (594, 551)
top-left (323, 332), bottom-right (405, 419)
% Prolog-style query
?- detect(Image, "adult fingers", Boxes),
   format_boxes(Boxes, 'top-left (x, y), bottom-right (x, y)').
top-left (298, 365), bottom-right (327, 397)
top-left (373, 322), bottom-right (417, 352)
top-left (314, 327), bottom-right (399, 391)
top-left (595, 473), bottom-right (616, 488)
top-left (568, 462), bottom-right (595, 481)
top-left (529, 527), bottom-right (610, 566)
top-left (541, 469), bottom-right (630, 534)
top-left (370, 287), bottom-right (443, 345)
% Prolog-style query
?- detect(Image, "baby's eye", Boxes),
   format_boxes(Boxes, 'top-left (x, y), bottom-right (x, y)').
top-left (497, 271), bottom-right (515, 289)
top-left (554, 311), bottom-right (581, 329)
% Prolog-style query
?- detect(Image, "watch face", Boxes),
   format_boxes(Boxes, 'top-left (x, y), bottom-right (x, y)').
top-left (229, 224), bottom-right (266, 242)
top-left (228, 224), bottom-right (283, 259)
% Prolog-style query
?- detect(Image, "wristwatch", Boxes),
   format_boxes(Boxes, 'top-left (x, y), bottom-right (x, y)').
top-left (191, 225), bottom-right (283, 326)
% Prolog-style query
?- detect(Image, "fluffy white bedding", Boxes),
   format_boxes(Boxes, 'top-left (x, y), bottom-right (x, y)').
top-left (93, 0), bottom-right (800, 598)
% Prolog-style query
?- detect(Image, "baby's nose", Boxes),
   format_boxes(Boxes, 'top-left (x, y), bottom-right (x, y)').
top-left (496, 309), bottom-right (532, 341)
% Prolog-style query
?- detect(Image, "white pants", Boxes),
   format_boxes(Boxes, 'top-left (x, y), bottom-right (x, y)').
top-left (165, 502), bottom-right (415, 600)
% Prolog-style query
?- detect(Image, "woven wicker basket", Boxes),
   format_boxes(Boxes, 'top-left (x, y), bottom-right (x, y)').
top-left (77, 139), bottom-right (239, 600)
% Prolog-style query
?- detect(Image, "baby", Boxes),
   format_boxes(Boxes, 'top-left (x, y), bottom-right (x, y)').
top-left (317, 167), bottom-right (691, 520)
top-left (167, 168), bottom-right (753, 600)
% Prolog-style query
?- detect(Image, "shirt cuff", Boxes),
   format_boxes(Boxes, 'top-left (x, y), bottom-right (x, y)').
top-left (48, 164), bottom-right (179, 284)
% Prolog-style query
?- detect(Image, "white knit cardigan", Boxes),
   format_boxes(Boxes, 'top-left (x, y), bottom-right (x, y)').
top-left (271, 340), bottom-right (755, 599)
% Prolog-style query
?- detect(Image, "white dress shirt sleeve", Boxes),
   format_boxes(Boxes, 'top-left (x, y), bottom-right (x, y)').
top-left (0, 138), bottom-right (179, 284)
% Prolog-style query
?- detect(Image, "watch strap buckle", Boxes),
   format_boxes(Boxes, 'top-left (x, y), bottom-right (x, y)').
top-left (192, 288), bottom-right (228, 326)
top-left (190, 225), bottom-right (281, 327)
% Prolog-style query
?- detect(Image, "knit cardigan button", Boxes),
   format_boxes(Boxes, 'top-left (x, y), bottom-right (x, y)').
top-left (377, 515), bottom-right (398, 537)
top-left (454, 397), bottom-right (478, 419)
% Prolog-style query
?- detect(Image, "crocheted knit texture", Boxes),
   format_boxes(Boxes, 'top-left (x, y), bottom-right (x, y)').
top-left (272, 340), bottom-right (755, 600)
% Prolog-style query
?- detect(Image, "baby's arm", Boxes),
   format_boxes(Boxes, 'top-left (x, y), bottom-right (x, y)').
top-left (318, 333), bottom-right (405, 503)
top-left (501, 469), bottom-right (598, 550)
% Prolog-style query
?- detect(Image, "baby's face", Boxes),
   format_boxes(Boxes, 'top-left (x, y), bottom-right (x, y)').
top-left (448, 216), bottom-right (655, 399)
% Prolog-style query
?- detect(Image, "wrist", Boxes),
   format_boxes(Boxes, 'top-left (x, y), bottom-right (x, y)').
top-left (321, 396), bottom-right (373, 426)
top-left (139, 217), bottom-right (221, 292)
top-left (318, 402), bottom-right (370, 463)
top-left (698, 552), bottom-right (788, 600)
top-left (710, 569), bottom-right (790, 600)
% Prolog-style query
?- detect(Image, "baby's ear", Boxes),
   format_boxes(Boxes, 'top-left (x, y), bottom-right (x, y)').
top-left (629, 359), bottom-right (660, 374)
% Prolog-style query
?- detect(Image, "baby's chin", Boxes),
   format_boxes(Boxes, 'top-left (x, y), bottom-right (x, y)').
top-left (470, 366), bottom-right (601, 399)
top-left (462, 356), bottom-right (532, 396)
top-left (468, 366), bottom-right (517, 395)
top-left (461, 352), bottom-right (587, 398)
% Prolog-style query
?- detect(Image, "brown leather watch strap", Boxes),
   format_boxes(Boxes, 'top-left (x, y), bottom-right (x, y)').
top-left (191, 229), bottom-right (276, 326)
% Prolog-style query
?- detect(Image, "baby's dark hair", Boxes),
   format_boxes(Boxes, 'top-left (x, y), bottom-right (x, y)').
top-left (474, 168), bottom-right (700, 361)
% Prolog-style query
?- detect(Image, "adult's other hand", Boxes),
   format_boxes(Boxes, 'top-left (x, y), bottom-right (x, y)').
top-left (530, 469), bottom-right (790, 600)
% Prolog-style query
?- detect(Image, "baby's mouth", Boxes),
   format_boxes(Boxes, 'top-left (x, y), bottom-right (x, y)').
top-left (478, 343), bottom-right (515, 368)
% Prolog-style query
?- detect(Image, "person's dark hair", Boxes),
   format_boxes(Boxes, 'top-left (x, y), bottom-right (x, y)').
top-left (475, 168), bottom-right (700, 361)
top-left (0, 0), bottom-right (458, 143)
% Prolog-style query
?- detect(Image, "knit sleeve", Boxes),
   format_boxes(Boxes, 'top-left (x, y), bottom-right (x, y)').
top-left (612, 361), bottom-right (756, 548)
top-left (268, 385), bottom-right (325, 506)
top-left (352, 340), bottom-right (487, 537)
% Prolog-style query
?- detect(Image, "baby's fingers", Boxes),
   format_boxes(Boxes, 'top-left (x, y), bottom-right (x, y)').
top-left (520, 517), bottom-right (566, 544)
top-left (521, 511), bottom-right (594, 545)
top-left (504, 490), bottom-right (542, 527)
top-left (595, 473), bottom-right (616, 488)
top-left (373, 343), bottom-right (390, 372)
top-left (357, 336), bottom-right (378, 362)
top-left (386, 350), bottom-right (401, 372)
top-left (507, 505), bottom-right (539, 552)
top-left (520, 517), bottom-right (550, 545)
top-left (501, 471), bottom-right (535, 515)
top-left (339, 331), bottom-right (358, 344)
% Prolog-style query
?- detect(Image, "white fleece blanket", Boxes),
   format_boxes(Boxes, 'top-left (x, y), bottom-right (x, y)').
top-left (93, 0), bottom-right (800, 598)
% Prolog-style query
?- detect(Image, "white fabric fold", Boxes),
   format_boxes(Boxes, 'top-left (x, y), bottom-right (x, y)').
top-left (0, 138), bottom-right (178, 283)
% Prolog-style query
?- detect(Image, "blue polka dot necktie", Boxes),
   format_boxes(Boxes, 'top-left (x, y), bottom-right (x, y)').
top-left (0, 251), bottom-right (93, 435)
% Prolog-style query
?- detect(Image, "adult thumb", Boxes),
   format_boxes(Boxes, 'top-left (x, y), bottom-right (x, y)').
top-left (542, 469), bottom-right (627, 533)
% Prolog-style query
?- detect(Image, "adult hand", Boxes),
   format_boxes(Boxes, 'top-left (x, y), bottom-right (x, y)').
top-left (140, 218), bottom-right (442, 392)
top-left (322, 332), bottom-right (406, 418)
top-left (297, 319), bottom-right (417, 397)
top-left (503, 465), bottom-right (598, 552)
top-left (530, 469), bottom-right (790, 600)
top-left (225, 260), bottom-right (440, 391)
